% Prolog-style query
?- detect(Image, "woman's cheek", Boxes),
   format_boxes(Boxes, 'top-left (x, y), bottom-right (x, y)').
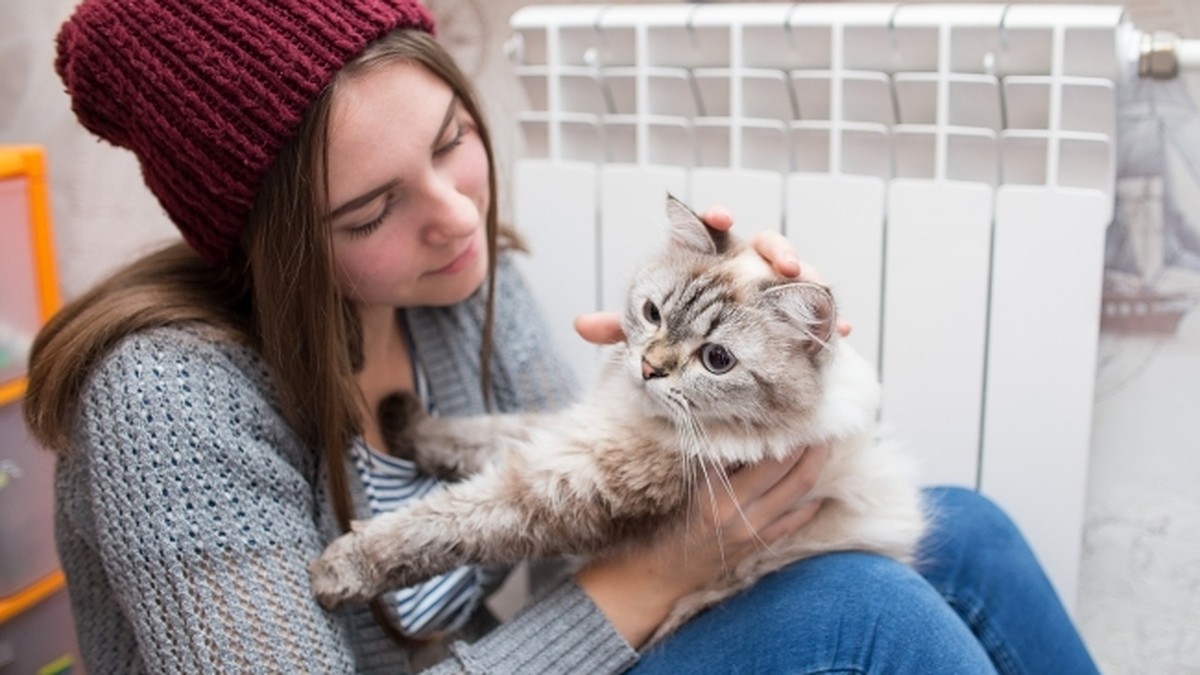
top-left (334, 237), bottom-right (408, 304)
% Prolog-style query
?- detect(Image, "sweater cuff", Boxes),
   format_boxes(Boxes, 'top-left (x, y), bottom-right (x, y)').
top-left (439, 578), bottom-right (638, 674)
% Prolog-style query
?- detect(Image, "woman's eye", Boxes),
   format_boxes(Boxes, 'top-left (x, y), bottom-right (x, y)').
top-left (434, 123), bottom-right (466, 157)
top-left (346, 202), bottom-right (393, 239)
top-left (642, 300), bottom-right (661, 325)
top-left (699, 343), bottom-right (737, 374)
top-left (348, 218), bottom-right (380, 238)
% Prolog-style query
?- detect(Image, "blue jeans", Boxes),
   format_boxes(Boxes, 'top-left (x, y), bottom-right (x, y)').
top-left (630, 487), bottom-right (1099, 674)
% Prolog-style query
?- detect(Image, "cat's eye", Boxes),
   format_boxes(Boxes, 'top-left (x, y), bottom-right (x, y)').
top-left (642, 300), bottom-right (662, 326)
top-left (699, 343), bottom-right (736, 374)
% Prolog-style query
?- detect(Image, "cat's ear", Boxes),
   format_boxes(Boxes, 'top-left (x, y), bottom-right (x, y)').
top-left (665, 193), bottom-right (730, 255)
top-left (763, 281), bottom-right (837, 355)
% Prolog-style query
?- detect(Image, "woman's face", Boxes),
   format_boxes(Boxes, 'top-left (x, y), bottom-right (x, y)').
top-left (325, 61), bottom-right (489, 314)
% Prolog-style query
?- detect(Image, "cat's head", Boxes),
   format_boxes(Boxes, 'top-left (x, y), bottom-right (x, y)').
top-left (621, 195), bottom-right (852, 441)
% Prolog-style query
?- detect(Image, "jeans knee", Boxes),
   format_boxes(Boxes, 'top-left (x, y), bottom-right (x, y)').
top-left (924, 486), bottom-right (1025, 549)
top-left (917, 486), bottom-right (1041, 592)
top-left (637, 554), bottom-right (996, 674)
top-left (774, 554), bottom-right (995, 671)
top-left (766, 552), bottom-right (960, 625)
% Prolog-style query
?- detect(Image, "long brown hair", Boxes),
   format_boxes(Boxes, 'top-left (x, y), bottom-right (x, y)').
top-left (26, 28), bottom-right (511, 602)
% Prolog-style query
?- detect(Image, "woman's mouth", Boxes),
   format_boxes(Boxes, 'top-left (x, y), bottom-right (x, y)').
top-left (430, 236), bottom-right (479, 276)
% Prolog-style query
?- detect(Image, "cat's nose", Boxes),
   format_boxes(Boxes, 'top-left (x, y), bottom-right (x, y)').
top-left (641, 358), bottom-right (666, 380)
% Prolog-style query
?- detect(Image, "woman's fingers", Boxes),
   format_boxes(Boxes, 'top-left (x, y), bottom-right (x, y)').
top-left (699, 205), bottom-right (734, 231)
top-left (716, 443), bottom-right (829, 528)
top-left (743, 444), bottom-right (829, 525)
top-left (756, 497), bottom-right (827, 543)
top-left (750, 230), bottom-right (802, 278)
top-left (574, 311), bottom-right (625, 345)
top-left (722, 451), bottom-right (804, 507)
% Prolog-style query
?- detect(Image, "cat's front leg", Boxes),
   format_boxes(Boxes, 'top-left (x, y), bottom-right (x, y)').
top-left (379, 393), bottom-right (537, 480)
top-left (310, 449), bottom-right (664, 609)
top-left (311, 469), bottom-right (537, 609)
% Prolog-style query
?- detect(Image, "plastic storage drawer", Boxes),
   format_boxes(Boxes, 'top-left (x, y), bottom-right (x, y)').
top-left (0, 168), bottom-right (41, 387)
top-left (0, 587), bottom-right (80, 674)
top-left (0, 402), bottom-right (58, 599)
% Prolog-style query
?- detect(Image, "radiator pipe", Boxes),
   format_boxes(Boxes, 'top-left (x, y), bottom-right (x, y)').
top-left (1139, 31), bottom-right (1200, 79)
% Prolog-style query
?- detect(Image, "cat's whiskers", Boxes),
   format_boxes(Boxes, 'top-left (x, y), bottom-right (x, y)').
top-left (672, 394), bottom-right (778, 570)
top-left (662, 390), bottom-right (703, 456)
top-left (695, 458), bottom-right (729, 572)
top-left (711, 461), bottom-right (775, 556)
top-left (660, 392), bottom-right (729, 570)
top-left (676, 423), bottom-right (698, 554)
top-left (672, 396), bottom-right (775, 557)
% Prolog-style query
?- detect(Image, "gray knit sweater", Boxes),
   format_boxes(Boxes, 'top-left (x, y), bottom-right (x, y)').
top-left (54, 256), bottom-right (639, 673)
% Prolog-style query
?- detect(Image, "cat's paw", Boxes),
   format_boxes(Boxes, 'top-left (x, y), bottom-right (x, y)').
top-left (309, 532), bottom-right (384, 610)
top-left (415, 449), bottom-right (471, 481)
top-left (381, 394), bottom-right (474, 480)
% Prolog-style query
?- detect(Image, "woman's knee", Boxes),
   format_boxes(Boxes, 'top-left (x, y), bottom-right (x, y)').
top-left (768, 552), bottom-right (975, 632)
top-left (670, 553), bottom-right (934, 638)
top-left (635, 553), bottom-right (994, 674)
top-left (764, 554), bottom-right (996, 672)
top-left (921, 486), bottom-right (1028, 557)
top-left (764, 551), bottom-right (941, 612)
top-left (926, 486), bottom-right (1015, 529)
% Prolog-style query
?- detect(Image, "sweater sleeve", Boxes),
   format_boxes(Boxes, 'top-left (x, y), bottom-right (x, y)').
top-left (56, 327), bottom-right (359, 672)
top-left (425, 580), bottom-right (637, 675)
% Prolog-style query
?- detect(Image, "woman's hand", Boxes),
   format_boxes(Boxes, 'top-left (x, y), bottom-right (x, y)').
top-left (574, 206), bottom-right (851, 344)
top-left (575, 444), bottom-right (830, 648)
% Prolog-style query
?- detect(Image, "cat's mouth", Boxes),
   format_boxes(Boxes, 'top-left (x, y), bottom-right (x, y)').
top-left (625, 351), bottom-right (690, 414)
top-left (638, 381), bottom-right (697, 421)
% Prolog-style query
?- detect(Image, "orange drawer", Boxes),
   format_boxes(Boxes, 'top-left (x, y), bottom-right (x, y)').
top-left (0, 146), bottom-right (59, 401)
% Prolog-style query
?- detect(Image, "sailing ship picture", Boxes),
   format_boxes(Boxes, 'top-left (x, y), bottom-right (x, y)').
top-left (1095, 72), bottom-right (1200, 399)
top-left (1102, 75), bottom-right (1200, 337)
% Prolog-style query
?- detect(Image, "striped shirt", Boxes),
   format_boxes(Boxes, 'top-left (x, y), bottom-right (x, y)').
top-left (351, 354), bottom-right (505, 638)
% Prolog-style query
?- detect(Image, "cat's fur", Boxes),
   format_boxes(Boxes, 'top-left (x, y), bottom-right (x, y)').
top-left (310, 195), bottom-right (925, 644)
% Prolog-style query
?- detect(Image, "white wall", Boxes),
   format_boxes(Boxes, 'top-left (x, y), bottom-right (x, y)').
top-left (4, 1), bottom-right (1199, 673)
top-left (0, 2), bottom-right (181, 299)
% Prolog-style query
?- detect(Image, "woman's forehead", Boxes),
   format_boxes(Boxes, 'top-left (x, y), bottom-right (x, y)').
top-left (325, 63), bottom-right (456, 199)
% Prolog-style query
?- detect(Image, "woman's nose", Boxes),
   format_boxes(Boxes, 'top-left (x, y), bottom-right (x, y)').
top-left (421, 182), bottom-right (477, 246)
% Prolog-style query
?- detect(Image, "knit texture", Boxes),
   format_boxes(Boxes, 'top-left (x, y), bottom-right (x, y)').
top-left (53, 0), bottom-right (435, 264)
top-left (56, 257), bottom-right (636, 672)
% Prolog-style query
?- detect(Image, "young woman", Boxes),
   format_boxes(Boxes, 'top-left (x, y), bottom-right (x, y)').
top-left (31, 0), bottom-right (1098, 672)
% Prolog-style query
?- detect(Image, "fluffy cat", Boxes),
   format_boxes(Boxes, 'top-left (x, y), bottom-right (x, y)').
top-left (310, 195), bottom-right (925, 644)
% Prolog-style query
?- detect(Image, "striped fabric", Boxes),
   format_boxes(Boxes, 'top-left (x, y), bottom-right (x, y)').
top-left (352, 440), bottom-right (494, 637)
top-left (351, 361), bottom-right (505, 638)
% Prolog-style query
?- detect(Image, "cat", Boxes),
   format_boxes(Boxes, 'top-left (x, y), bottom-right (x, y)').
top-left (309, 194), bottom-right (926, 644)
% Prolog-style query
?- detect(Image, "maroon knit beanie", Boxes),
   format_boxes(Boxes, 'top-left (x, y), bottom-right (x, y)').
top-left (55, 0), bottom-right (436, 265)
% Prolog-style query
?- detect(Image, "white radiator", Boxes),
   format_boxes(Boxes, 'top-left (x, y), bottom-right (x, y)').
top-left (506, 3), bottom-right (1153, 613)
